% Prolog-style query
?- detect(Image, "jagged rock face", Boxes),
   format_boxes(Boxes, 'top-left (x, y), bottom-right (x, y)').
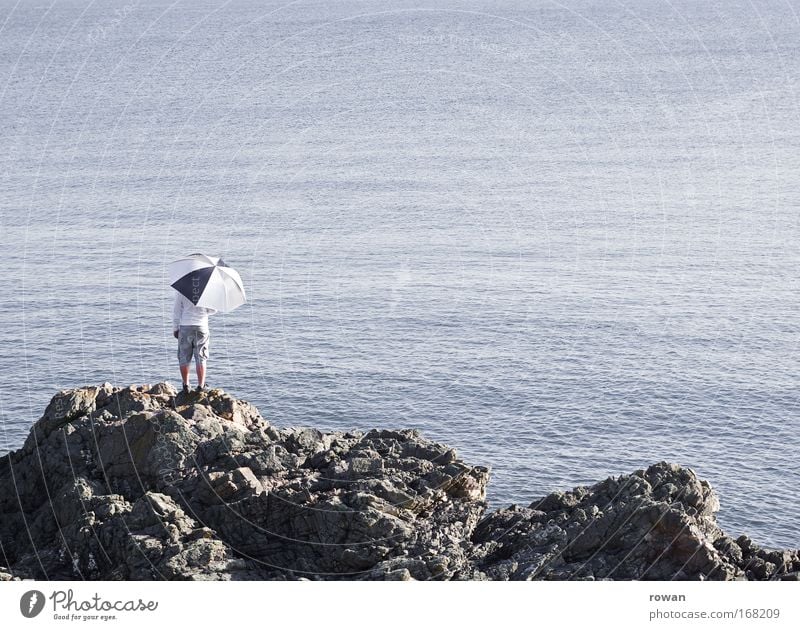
top-left (472, 463), bottom-right (726, 580)
top-left (0, 384), bottom-right (797, 581)
top-left (0, 384), bottom-right (489, 580)
top-left (470, 462), bottom-right (800, 581)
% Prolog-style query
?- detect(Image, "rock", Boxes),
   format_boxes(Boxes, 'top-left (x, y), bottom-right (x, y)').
top-left (0, 384), bottom-right (796, 581)
top-left (471, 462), bottom-right (796, 581)
top-left (0, 566), bottom-right (18, 580)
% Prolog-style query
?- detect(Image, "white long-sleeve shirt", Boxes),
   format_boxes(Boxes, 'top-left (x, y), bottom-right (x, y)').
top-left (172, 291), bottom-right (217, 331)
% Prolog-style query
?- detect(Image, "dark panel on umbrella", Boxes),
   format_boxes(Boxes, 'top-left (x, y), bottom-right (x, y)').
top-left (171, 266), bottom-right (215, 305)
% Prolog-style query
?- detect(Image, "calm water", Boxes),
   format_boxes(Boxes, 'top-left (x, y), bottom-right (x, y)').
top-left (1, 0), bottom-right (799, 548)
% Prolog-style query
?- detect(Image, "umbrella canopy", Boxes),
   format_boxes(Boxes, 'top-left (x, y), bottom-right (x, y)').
top-left (169, 253), bottom-right (246, 312)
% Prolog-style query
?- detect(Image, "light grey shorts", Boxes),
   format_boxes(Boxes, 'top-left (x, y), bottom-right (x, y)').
top-left (178, 326), bottom-right (210, 366)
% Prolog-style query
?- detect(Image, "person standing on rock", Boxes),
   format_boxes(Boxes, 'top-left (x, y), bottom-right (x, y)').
top-left (173, 290), bottom-right (217, 394)
top-left (168, 253), bottom-right (247, 395)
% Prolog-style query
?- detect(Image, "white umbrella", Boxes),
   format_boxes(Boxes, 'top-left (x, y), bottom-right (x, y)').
top-left (169, 253), bottom-right (246, 312)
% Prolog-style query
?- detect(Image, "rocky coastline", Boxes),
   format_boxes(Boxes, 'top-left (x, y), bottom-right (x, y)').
top-left (0, 383), bottom-right (797, 581)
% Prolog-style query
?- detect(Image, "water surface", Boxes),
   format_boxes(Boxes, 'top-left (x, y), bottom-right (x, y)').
top-left (1, 0), bottom-right (799, 548)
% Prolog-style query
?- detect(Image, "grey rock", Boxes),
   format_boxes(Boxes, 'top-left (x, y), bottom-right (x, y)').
top-left (0, 566), bottom-right (18, 580)
top-left (472, 462), bottom-right (797, 581)
top-left (0, 384), bottom-right (796, 581)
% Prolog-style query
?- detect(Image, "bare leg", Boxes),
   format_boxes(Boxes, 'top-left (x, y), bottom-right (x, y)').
top-left (179, 364), bottom-right (190, 386)
top-left (196, 362), bottom-right (206, 388)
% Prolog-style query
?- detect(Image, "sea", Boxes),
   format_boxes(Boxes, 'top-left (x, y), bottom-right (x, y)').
top-left (1, 0), bottom-right (798, 549)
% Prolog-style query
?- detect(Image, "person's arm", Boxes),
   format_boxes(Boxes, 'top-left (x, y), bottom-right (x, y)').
top-left (172, 293), bottom-right (183, 337)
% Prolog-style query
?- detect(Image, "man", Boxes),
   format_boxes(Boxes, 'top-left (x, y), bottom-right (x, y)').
top-left (173, 290), bottom-right (217, 394)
